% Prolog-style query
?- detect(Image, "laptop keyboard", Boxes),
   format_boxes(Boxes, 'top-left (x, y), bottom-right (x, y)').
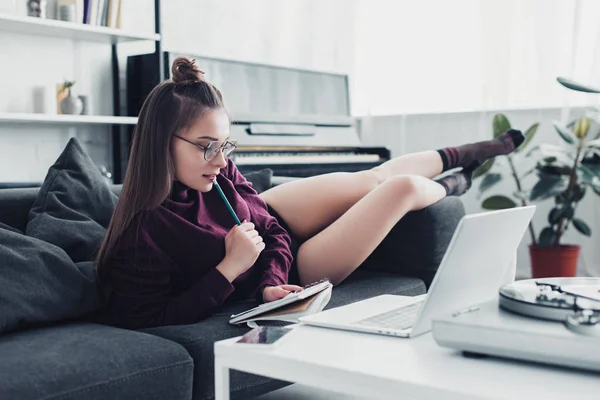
top-left (352, 301), bottom-right (424, 331)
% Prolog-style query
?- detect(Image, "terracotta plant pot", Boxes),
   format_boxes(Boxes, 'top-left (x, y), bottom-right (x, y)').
top-left (529, 245), bottom-right (580, 278)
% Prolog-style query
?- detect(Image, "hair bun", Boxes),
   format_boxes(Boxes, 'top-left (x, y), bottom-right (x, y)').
top-left (171, 57), bottom-right (205, 84)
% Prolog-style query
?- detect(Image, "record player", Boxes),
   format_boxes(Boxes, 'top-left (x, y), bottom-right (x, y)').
top-left (432, 277), bottom-right (600, 372)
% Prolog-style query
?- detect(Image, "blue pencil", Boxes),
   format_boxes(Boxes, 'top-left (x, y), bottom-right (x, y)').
top-left (213, 181), bottom-right (242, 225)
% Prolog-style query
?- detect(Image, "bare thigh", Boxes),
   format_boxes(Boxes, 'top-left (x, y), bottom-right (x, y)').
top-left (259, 151), bottom-right (442, 240)
top-left (294, 175), bottom-right (446, 285)
top-left (259, 170), bottom-right (381, 240)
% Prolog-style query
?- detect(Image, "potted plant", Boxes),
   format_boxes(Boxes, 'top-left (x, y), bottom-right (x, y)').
top-left (473, 113), bottom-right (539, 246)
top-left (525, 77), bottom-right (600, 277)
top-left (473, 109), bottom-right (600, 278)
top-left (58, 79), bottom-right (83, 115)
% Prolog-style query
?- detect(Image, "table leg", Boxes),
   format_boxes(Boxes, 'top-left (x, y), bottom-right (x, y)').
top-left (215, 359), bottom-right (230, 400)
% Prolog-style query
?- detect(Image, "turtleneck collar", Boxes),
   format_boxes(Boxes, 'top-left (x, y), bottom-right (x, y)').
top-left (169, 180), bottom-right (198, 204)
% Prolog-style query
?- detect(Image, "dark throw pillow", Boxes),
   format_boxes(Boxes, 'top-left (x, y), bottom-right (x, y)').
top-left (0, 226), bottom-right (103, 335)
top-left (244, 168), bottom-right (273, 194)
top-left (26, 138), bottom-right (117, 263)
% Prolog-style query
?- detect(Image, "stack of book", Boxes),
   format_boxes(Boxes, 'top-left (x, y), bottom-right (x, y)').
top-left (56, 0), bottom-right (122, 28)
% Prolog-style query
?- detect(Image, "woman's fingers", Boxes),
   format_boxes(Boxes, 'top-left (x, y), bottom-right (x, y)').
top-left (280, 284), bottom-right (303, 292)
top-left (273, 286), bottom-right (292, 299)
top-left (246, 229), bottom-right (259, 238)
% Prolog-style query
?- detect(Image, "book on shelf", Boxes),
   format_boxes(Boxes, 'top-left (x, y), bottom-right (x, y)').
top-left (229, 279), bottom-right (333, 325)
top-left (83, 0), bottom-right (121, 28)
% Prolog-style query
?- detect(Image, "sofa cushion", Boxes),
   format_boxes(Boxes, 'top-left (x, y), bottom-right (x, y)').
top-left (362, 196), bottom-right (466, 287)
top-left (0, 225), bottom-right (106, 335)
top-left (0, 187), bottom-right (41, 232)
top-left (0, 322), bottom-right (193, 400)
top-left (26, 138), bottom-right (118, 263)
top-left (243, 168), bottom-right (273, 194)
top-left (142, 271), bottom-right (425, 400)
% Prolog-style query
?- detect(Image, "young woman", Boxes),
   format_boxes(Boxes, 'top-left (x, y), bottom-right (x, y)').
top-left (96, 57), bottom-right (524, 329)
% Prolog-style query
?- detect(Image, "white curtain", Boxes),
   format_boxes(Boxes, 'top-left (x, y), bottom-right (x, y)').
top-left (352, 0), bottom-right (600, 117)
top-left (354, 0), bottom-right (600, 278)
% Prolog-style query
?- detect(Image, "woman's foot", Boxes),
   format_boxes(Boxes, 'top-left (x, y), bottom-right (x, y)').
top-left (437, 129), bottom-right (525, 172)
top-left (435, 162), bottom-right (478, 196)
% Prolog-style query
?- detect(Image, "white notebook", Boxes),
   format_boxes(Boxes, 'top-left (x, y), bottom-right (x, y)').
top-left (229, 279), bottom-right (332, 325)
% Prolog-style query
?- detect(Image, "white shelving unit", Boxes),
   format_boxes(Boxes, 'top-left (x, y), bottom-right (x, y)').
top-left (0, 13), bottom-right (160, 44)
top-left (0, 113), bottom-right (138, 125)
top-left (0, 8), bottom-right (163, 183)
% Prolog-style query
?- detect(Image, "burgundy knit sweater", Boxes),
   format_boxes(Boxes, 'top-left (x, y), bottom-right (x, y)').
top-left (103, 159), bottom-right (293, 329)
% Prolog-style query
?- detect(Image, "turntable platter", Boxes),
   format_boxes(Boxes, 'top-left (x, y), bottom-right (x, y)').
top-left (499, 277), bottom-right (600, 321)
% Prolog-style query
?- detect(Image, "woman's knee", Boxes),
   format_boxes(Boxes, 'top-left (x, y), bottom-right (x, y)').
top-left (370, 165), bottom-right (390, 185)
top-left (382, 175), bottom-right (421, 196)
top-left (380, 175), bottom-right (436, 209)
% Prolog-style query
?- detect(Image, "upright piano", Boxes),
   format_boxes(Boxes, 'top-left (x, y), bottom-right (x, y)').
top-left (127, 53), bottom-right (390, 178)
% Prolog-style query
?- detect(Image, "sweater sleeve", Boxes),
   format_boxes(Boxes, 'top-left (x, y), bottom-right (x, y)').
top-left (225, 160), bottom-right (294, 300)
top-left (106, 216), bottom-right (235, 329)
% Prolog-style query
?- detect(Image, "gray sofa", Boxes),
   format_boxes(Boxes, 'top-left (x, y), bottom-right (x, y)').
top-left (0, 140), bottom-right (466, 400)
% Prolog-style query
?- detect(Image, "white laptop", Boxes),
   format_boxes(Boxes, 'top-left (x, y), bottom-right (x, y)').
top-left (299, 206), bottom-right (536, 338)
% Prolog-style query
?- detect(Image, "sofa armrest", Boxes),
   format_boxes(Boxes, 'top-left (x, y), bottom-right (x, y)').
top-left (360, 196), bottom-right (466, 288)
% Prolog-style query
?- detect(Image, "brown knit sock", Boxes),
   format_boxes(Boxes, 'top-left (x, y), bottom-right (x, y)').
top-left (435, 168), bottom-right (475, 197)
top-left (437, 129), bottom-right (525, 172)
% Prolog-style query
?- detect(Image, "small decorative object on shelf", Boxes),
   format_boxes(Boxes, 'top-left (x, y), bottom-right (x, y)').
top-left (58, 79), bottom-right (84, 115)
top-left (79, 95), bottom-right (89, 115)
top-left (27, 0), bottom-right (47, 18)
top-left (32, 84), bottom-right (57, 114)
top-left (57, 0), bottom-right (77, 23)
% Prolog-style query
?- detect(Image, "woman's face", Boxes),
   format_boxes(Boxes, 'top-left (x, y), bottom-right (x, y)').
top-left (173, 108), bottom-right (231, 192)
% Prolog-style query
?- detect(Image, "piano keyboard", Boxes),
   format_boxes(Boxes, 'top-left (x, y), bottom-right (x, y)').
top-left (233, 152), bottom-right (382, 165)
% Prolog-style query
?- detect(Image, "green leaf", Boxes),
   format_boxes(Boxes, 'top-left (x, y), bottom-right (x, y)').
top-left (472, 158), bottom-right (495, 179)
top-left (557, 77), bottom-right (600, 93)
top-left (530, 175), bottom-right (566, 201)
top-left (548, 206), bottom-right (573, 224)
top-left (479, 173), bottom-right (502, 193)
top-left (578, 163), bottom-right (600, 188)
top-left (537, 164), bottom-right (571, 176)
top-left (574, 116), bottom-right (591, 139)
top-left (572, 218), bottom-right (591, 236)
top-left (548, 208), bottom-right (563, 225)
top-left (564, 205), bottom-right (575, 219)
top-left (493, 114), bottom-right (511, 138)
top-left (553, 121), bottom-right (577, 144)
top-left (573, 185), bottom-right (586, 202)
top-left (539, 227), bottom-right (556, 248)
top-left (481, 195), bottom-right (517, 210)
top-left (515, 123), bottom-right (539, 153)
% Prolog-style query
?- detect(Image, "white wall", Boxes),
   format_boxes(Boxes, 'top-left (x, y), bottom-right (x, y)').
top-left (0, 0), bottom-right (356, 183)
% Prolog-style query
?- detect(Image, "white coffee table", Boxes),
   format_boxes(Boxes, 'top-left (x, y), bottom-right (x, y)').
top-left (214, 324), bottom-right (600, 400)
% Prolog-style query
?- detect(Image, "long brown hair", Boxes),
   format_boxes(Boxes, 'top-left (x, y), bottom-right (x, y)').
top-left (96, 57), bottom-right (226, 271)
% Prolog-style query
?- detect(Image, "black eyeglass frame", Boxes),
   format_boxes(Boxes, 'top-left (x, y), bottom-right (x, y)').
top-left (173, 134), bottom-right (237, 162)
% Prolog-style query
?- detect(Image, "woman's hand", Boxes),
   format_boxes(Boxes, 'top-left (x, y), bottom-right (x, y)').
top-left (217, 221), bottom-right (265, 282)
top-left (263, 284), bottom-right (304, 302)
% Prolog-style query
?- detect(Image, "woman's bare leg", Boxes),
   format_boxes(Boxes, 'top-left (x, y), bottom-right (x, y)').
top-left (294, 175), bottom-right (446, 285)
top-left (374, 150), bottom-right (443, 181)
top-left (260, 151), bottom-right (443, 240)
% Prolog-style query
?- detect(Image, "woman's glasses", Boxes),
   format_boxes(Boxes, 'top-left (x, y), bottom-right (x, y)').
top-left (174, 134), bottom-right (237, 162)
